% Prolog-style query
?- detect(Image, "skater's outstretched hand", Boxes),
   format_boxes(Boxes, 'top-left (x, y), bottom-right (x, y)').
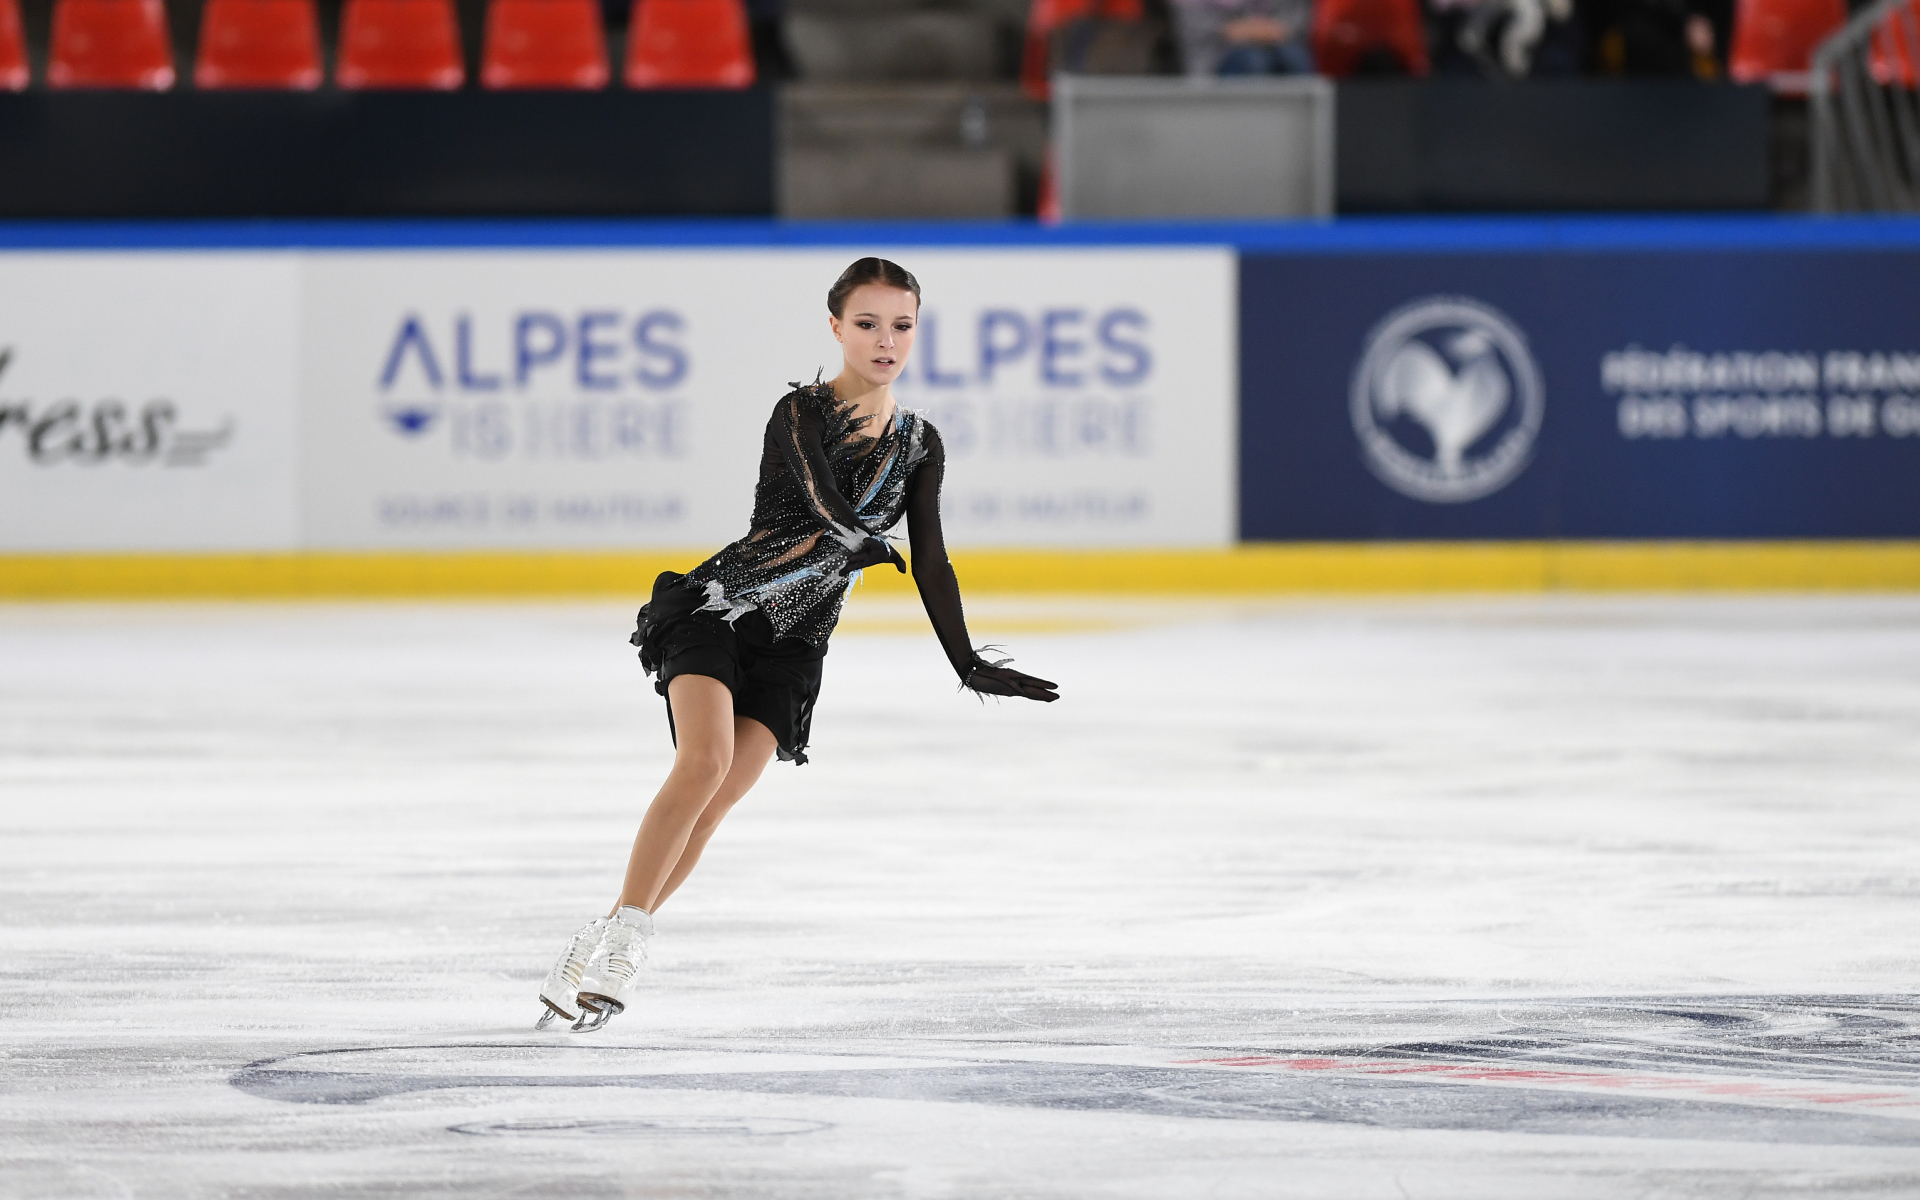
top-left (846, 536), bottom-right (907, 573)
top-left (965, 659), bottom-right (1059, 703)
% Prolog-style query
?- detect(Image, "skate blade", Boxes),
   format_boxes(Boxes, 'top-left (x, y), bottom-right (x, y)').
top-left (571, 995), bottom-right (622, 1033)
top-left (536, 997), bottom-right (579, 1030)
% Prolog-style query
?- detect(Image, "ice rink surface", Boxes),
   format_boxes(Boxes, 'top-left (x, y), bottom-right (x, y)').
top-left (5, 592), bottom-right (1920, 1199)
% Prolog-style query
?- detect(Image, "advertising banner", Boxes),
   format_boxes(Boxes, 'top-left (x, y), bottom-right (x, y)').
top-left (39, 231), bottom-right (1920, 556)
top-left (300, 251), bottom-right (775, 552)
top-left (1240, 249), bottom-right (1920, 539)
top-left (298, 247), bottom-right (1235, 551)
top-left (0, 254), bottom-right (300, 552)
top-left (889, 248), bottom-right (1235, 548)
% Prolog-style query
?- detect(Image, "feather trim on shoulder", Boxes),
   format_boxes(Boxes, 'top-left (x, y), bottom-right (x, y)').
top-left (783, 370), bottom-right (878, 453)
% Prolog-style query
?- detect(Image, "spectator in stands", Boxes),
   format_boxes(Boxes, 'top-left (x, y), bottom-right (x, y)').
top-left (1171, 0), bottom-right (1316, 75)
top-left (744, 0), bottom-right (794, 80)
top-left (1429, 0), bottom-right (1582, 77)
top-left (1587, 0), bottom-right (1727, 76)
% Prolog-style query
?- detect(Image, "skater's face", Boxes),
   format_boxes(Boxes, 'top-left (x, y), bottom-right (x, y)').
top-left (830, 285), bottom-right (918, 390)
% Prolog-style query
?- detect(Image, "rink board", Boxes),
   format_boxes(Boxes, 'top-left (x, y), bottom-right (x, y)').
top-left (4, 217), bottom-right (1920, 593)
top-left (1240, 245), bottom-right (1920, 540)
top-left (0, 245), bottom-right (1234, 555)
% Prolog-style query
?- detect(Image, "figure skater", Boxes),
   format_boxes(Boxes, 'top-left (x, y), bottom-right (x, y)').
top-left (537, 257), bottom-right (1060, 1031)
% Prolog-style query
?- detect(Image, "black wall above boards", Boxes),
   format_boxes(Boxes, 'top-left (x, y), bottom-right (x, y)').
top-left (0, 89), bottom-right (775, 218)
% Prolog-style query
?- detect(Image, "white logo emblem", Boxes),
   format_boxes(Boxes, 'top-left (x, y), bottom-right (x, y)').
top-left (1350, 296), bottom-right (1544, 503)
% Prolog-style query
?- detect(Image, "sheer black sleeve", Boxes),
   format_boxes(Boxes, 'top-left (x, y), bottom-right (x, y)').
top-left (903, 425), bottom-right (975, 679)
top-left (905, 427), bottom-right (1058, 702)
top-left (770, 389), bottom-right (873, 552)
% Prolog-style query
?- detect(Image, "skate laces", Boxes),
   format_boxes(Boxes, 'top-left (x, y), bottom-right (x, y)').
top-left (547, 918), bottom-right (605, 990)
top-left (588, 915), bottom-right (650, 982)
top-left (561, 925), bottom-right (599, 984)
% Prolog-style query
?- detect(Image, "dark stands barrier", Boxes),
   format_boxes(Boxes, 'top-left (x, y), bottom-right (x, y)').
top-left (0, 81), bottom-right (1767, 218)
top-left (1239, 228), bottom-right (1920, 540)
top-left (1338, 81), bottom-right (1772, 213)
top-left (0, 91), bottom-right (775, 217)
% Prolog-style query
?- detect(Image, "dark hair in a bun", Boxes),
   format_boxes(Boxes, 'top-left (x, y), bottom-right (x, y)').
top-left (828, 257), bottom-right (921, 318)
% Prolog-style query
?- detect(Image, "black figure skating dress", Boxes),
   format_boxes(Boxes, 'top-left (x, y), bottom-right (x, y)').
top-left (632, 378), bottom-right (995, 765)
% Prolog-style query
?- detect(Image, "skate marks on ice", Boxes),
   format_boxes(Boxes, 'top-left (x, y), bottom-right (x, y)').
top-left (231, 995), bottom-right (1920, 1146)
top-left (450, 1116), bottom-right (834, 1138)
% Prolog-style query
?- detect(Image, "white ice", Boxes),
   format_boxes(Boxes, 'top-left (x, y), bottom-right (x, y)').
top-left (4, 594), bottom-right (1920, 1198)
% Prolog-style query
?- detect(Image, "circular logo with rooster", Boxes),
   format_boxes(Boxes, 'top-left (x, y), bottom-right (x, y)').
top-left (1350, 296), bottom-right (1543, 504)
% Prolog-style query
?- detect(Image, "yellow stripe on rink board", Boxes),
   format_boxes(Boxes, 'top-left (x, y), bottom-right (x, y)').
top-left (0, 552), bottom-right (704, 600)
top-left (894, 543), bottom-right (1920, 593)
top-left (4, 542), bottom-right (1920, 599)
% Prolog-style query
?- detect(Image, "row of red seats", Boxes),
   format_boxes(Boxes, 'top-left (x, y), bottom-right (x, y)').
top-left (1019, 0), bottom-right (1895, 92)
top-left (2, 0), bottom-right (1906, 97)
top-left (1726, 0), bottom-right (1916, 87)
top-left (0, 0), bottom-right (754, 91)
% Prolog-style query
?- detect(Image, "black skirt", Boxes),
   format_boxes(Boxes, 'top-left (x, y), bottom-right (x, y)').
top-left (630, 572), bottom-right (827, 765)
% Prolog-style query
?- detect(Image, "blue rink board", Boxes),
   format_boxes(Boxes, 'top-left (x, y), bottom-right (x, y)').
top-left (1237, 233), bottom-right (1920, 541)
top-left (4, 214), bottom-right (1917, 541)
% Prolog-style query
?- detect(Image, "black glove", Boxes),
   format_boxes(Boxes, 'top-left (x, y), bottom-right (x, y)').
top-left (846, 536), bottom-right (907, 573)
top-left (964, 655), bottom-right (1059, 702)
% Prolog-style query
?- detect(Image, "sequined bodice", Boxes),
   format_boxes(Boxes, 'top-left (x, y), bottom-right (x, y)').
top-left (683, 381), bottom-right (931, 645)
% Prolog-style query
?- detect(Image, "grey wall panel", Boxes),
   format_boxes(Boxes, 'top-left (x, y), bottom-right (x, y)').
top-left (1054, 77), bottom-right (1335, 219)
top-left (782, 147), bottom-right (1015, 218)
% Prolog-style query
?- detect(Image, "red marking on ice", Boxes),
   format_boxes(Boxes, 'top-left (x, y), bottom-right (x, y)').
top-left (1169, 1056), bottom-right (1920, 1111)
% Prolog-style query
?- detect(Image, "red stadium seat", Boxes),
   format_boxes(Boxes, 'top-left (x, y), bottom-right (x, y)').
top-left (1020, 0), bottom-right (1144, 100)
top-left (1870, 0), bottom-right (1920, 87)
top-left (1727, 0), bottom-right (1845, 88)
top-left (337, 0), bottom-right (465, 89)
top-left (623, 0), bottom-right (754, 88)
top-left (48, 0), bottom-right (176, 89)
top-left (483, 0), bottom-right (609, 89)
top-left (195, 0), bottom-right (323, 89)
top-left (1311, 0), bottom-right (1429, 77)
top-left (0, 0), bottom-right (27, 90)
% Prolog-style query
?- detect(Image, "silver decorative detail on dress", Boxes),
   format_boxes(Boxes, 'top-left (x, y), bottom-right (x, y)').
top-left (682, 379), bottom-right (928, 645)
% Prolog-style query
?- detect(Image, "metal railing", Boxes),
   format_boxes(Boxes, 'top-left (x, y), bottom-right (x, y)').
top-left (1812, 0), bottom-right (1920, 211)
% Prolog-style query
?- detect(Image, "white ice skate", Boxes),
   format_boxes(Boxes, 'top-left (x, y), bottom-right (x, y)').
top-left (535, 916), bottom-right (609, 1030)
top-left (572, 905), bottom-right (652, 1032)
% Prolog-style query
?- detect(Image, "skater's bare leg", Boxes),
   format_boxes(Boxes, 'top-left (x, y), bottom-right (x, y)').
top-left (652, 716), bottom-right (778, 911)
top-left (611, 675), bottom-right (738, 915)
